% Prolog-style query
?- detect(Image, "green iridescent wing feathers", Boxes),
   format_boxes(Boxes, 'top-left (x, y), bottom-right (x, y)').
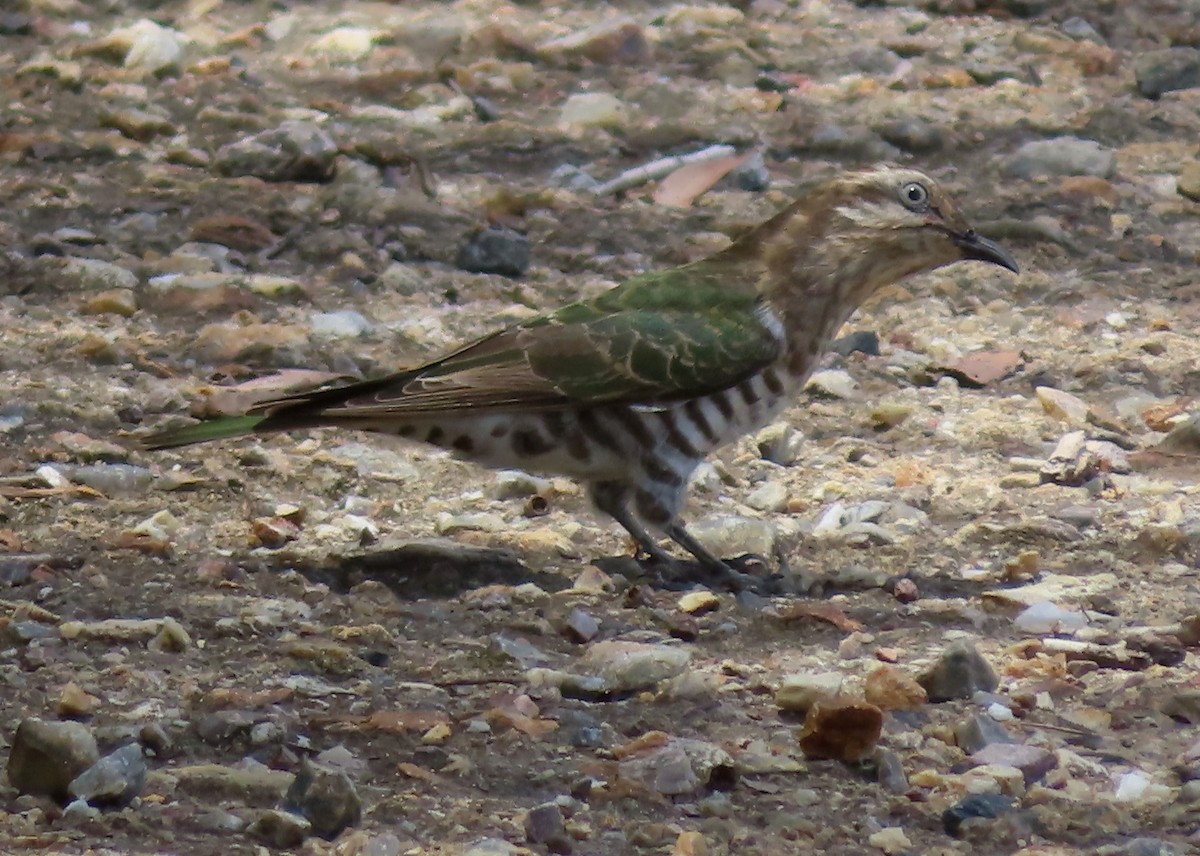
top-left (256, 259), bottom-right (780, 418)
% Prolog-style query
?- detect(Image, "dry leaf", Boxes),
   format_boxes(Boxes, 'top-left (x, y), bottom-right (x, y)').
top-left (613, 730), bottom-right (670, 759)
top-left (1141, 398), bottom-right (1193, 432)
top-left (189, 215), bottom-right (278, 252)
top-left (0, 485), bottom-right (104, 499)
top-left (397, 761), bottom-right (441, 783)
top-left (307, 710), bottom-right (450, 734)
top-left (203, 686), bottom-right (293, 710)
top-left (107, 532), bottom-right (171, 556)
top-left (774, 601), bottom-right (863, 632)
top-left (362, 710), bottom-right (450, 733)
top-left (653, 152), bottom-right (752, 208)
top-left (485, 708), bottom-right (558, 737)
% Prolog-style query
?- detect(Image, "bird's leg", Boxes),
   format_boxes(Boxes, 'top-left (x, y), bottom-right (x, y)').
top-left (590, 481), bottom-right (676, 565)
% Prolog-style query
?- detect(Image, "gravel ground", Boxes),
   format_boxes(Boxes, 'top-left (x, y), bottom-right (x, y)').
top-left (2, 1), bottom-right (1200, 854)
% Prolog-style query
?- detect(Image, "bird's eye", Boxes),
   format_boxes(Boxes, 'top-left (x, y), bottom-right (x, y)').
top-left (900, 181), bottom-right (929, 210)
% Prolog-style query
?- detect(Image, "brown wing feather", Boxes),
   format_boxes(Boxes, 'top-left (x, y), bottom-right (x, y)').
top-left (251, 279), bottom-right (780, 420)
top-left (250, 327), bottom-right (576, 419)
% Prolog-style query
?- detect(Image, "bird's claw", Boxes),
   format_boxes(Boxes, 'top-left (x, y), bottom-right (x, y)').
top-left (635, 551), bottom-right (784, 595)
top-left (717, 553), bottom-right (785, 595)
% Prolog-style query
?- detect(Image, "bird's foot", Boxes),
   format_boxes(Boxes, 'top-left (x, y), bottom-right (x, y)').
top-left (637, 551), bottom-right (784, 595)
top-left (711, 553), bottom-right (788, 596)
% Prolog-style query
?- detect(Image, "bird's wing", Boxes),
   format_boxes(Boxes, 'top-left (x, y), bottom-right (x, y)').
top-left (254, 266), bottom-right (782, 419)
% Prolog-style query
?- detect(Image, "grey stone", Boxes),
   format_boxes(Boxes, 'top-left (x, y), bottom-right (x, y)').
top-left (67, 742), bottom-right (147, 807)
top-left (618, 737), bottom-right (735, 796)
top-left (285, 758), bottom-right (362, 839)
top-left (563, 608), bottom-right (600, 643)
top-left (875, 117), bottom-right (944, 153)
top-left (549, 164), bottom-right (600, 192)
top-left (456, 227), bottom-right (530, 278)
top-left (970, 742), bottom-right (1057, 785)
top-left (942, 792), bottom-right (1014, 836)
top-left (376, 262), bottom-right (426, 295)
top-left (1162, 690), bottom-right (1200, 724)
top-left (807, 123), bottom-right (901, 161)
top-left (1111, 839), bottom-right (1180, 856)
top-left (746, 481), bottom-right (788, 513)
top-left (874, 747), bottom-right (908, 793)
top-left (171, 762), bottom-right (294, 803)
top-left (6, 718), bottom-right (99, 801)
top-left (729, 151), bottom-right (770, 192)
top-left (492, 634), bottom-right (552, 668)
top-left (847, 44), bottom-right (902, 74)
top-left (192, 710), bottom-right (256, 745)
top-left (755, 422), bottom-right (805, 466)
top-left (1003, 137), bottom-right (1114, 179)
top-left (919, 641), bottom-right (998, 702)
top-left (1159, 416), bottom-right (1200, 454)
top-left (1051, 504), bottom-right (1100, 528)
top-left (248, 808), bottom-right (311, 848)
top-left (463, 840), bottom-right (523, 856)
top-left (213, 121), bottom-right (338, 182)
top-left (525, 802), bottom-right (571, 853)
top-left (688, 514), bottom-right (776, 560)
top-left (955, 714), bottom-right (1015, 754)
top-left (1135, 48), bottom-right (1200, 99)
top-left (536, 640), bottom-right (691, 698)
top-left (995, 0), bottom-right (1050, 16)
top-left (829, 330), bottom-right (880, 357)
top-left (0, 12), bottom-right (32, 35)
top-left (362, 833), bottom-right (405, 856)
top-left (66, 463), bottom-right (154, 495)
top-left (1061, 17), bottom-right (1104, 43)
top-left (63, 258), bottom-right (138, 292)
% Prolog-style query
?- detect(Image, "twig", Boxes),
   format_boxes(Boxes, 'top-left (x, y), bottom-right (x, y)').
top-left (592, 145), bottom-right (737, 197)
top-left (431, 676), bottom-right (524, 688)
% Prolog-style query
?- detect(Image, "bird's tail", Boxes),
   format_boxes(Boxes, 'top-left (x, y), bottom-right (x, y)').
top-left (139, 414), bottom-right (270, 449)
top-left (139, 373), bottom-right (408, 450)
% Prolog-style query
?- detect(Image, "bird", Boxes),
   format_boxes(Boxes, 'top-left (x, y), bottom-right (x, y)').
top-left (142, 166), bottom-right (1018, 590)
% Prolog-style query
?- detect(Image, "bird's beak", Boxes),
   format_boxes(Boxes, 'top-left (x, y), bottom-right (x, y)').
top-left (954, 230), bottom-right (1019, 273)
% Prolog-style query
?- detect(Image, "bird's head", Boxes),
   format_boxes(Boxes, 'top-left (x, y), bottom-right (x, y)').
top-left (816, 166), bottom-right (1018, 287)
top-left (721, 165), bottom-right (1018, 329)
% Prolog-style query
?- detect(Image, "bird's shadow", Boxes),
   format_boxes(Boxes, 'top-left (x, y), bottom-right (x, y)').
top-left (287, 538), bottom-right (571, 599)
top-left (283, 540), bottom-right (1021, 602)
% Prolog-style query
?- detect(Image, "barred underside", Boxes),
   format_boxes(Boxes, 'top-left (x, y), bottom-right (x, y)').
top-left (390, 366), bottom-right (794, 530)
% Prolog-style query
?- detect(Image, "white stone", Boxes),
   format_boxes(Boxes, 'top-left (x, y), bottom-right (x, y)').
top-left (110, 19), bottom-right (185, 72)
top-left (867, 827), bottom-right (913, 854)
top-left (987, 702), bottom-right (1015, 721)
top-left (1013, 601), bottom-right (1089, 635)
top-left (805, 369), bottom-right (858, 399)
top-left (311, 27), bottom-right (375, 61)
top-left (65, 258), bottom-right (138, 291)
top-left (1035, 386), bottom-right (1090, 425)
top-left (435, 512), bottom-right (506, 534)
top-left (558, 92), bottom-right (628, 128)
top-left (745, 481), bottom-right (788, 513)
top-left (310, 310), bottom-right (372, 338)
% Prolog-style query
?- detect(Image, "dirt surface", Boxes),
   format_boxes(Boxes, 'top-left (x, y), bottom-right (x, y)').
top-left (2, 1), bottom-right (1200, 854)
